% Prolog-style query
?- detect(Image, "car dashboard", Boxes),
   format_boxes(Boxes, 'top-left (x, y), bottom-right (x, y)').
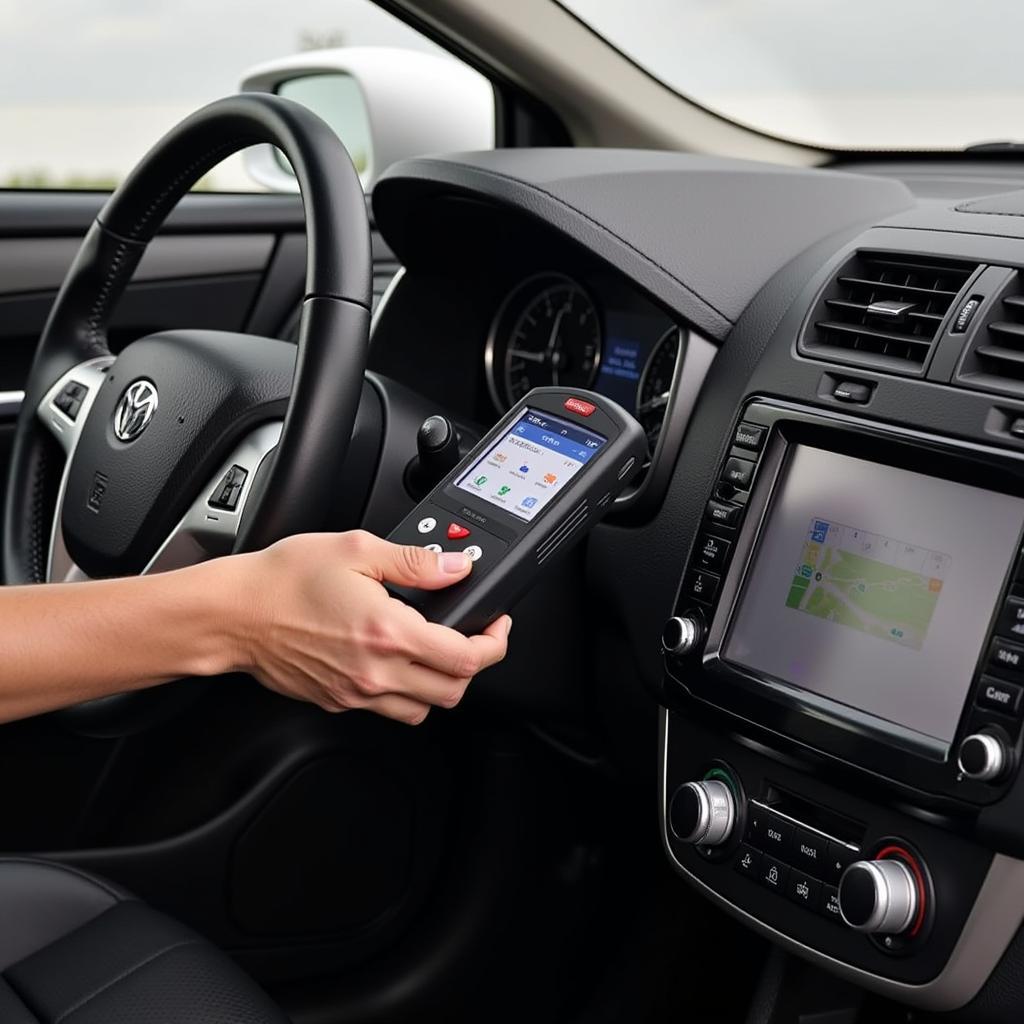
top-left (368, 149), bottom-right (1024, 1022)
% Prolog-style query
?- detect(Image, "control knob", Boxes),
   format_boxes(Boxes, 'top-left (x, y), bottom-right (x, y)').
top-left (669, 780), bottom-right (736, 847)
top-left (662, 615), bottom-right (703, 656)
top-left (958, 732), bottom-right (1009, 782)
top-left (838, 859), bottom-right (919, 935)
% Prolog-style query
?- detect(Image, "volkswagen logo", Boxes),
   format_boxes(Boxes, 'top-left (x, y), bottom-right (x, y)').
top-left (112, 379), bottom-right (158, 442)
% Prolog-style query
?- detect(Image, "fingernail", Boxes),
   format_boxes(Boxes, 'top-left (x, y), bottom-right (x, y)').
top-left (504, 616), bottom-right (513, 636)
top-left (439, 551), bottom-right (469, 573)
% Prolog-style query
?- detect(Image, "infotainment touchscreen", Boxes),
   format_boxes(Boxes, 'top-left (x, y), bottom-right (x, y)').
top-left (723, 445), bottom-right (1024, 753)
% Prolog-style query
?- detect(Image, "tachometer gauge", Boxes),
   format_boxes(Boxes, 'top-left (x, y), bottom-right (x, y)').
top-left (637, 327), bottom-right (681, 451)
top-left (486, 274), bottom-right (602, 410)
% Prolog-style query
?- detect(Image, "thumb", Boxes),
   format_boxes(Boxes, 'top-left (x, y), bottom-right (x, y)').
top-left (357, 535), bottom-right (473, 590)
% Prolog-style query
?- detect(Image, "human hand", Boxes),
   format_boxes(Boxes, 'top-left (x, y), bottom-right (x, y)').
top-left (236, 530), bottom-right (511, 724)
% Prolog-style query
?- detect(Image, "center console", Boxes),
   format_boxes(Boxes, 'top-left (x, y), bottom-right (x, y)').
top-left (660, 399), bottom-right (1024, 1010)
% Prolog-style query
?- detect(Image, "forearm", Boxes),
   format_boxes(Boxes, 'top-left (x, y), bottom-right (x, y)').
top-left (0, 557), bottom-right (249, 722)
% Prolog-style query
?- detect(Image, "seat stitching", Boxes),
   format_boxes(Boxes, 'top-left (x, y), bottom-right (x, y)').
top-left (53, 938), bottom-right (202, 1024)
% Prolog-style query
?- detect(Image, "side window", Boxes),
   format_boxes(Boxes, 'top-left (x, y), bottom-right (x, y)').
top-left (0, 0), bottom-right (494, 193)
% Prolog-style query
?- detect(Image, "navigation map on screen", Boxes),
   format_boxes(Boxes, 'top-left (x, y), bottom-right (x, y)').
top-left (785, 519), bottom-right (950, 652)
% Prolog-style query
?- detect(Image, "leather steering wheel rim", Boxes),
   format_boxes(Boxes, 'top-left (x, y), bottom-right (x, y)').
top-left (3, 93), bottom-right (372, 586)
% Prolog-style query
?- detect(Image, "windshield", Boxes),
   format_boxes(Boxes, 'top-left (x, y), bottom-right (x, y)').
top-left (559, 0), bottom-right (1024, 151)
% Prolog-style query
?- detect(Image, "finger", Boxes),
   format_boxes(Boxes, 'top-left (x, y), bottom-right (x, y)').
top-left (397, 612), bottom-right (493, 676)
top-left (467, 615), bottom-right (512, 671)
top-left (361, 693), bottom-right (432, 726)
top-left (348, 532), bottom-right (472, 590)
top-left (384, 661), bottom-right (473, 708)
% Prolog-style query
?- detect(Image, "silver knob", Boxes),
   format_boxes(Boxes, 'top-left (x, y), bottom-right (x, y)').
top-left (669, 780), bottom-right (736, 846)
top-left (958, 733), bottom-right (1008, 782)
top-left (662, 615), bottom-right (702, 656)
top-left (838, 859), bottom-right (918, 934)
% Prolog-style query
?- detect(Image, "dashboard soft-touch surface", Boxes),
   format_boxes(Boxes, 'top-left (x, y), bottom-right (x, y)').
top-left (370, 148), bottom-right (1024, 1022)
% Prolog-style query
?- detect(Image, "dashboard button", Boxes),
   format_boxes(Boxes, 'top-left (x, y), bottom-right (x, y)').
top-left (694, 533), bottom-right (731, 573)
top-left (977, 675), bottom-right (1024, 717)
top-left (786, 871), bottom-right (821, 911)
top-left (749, 808), bottom-right (793, 858)
top-left (760, 855), bottom-right (789, 893)
top-left (832, 380), bottom-right (872, 404)
top-left (721, 457), bottom-right (756, 490)
top-left (792, 828), bottom-right (827, 877)
top-left (998, 597), bottom-right (1024, 640)
top-left (734, 422), bottom-right (765, 452)
top-left (825, 841), bottom-right (858, 885)
top-left (735, 844), bottom-right (762, 879)
top-left (683, 569), bottom-right (720, 606)
top-left (820, 885), bottom-right (843, 923)
top-left (989, 638), bottom-right (1024, 678)
top-left (705, 500), bottom-right (742, 528)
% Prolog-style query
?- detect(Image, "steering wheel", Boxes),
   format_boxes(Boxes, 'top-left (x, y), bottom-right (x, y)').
top-left (2, 94), bottom-right (371, 728)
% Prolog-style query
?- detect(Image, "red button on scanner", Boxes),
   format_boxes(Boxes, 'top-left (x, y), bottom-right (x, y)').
top-left (563, 397), bottom-right (596, 417)
top-left (447, 523), bottom-right (471, 540)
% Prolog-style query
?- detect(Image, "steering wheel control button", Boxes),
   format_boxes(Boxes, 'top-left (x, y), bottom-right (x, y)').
top-left (733, 421), bottom-right (766, 452)
top-left (958, 732), bottom-right (1009, 781)
top-left (721, 457), bottom-right (756, 491)
top-left (786, 871), bottom-right (821, 910)
top-left (54, 380), bottom-right (88, 421)
top-left (977, 676), bottom-right (1024, 717)
top-left (417, 517), bottom-right (437, 534)
top-left (669, 780), bottom-right (736, 846)
top-left (563, 397), bottom-right (596, 417)
top-left (705, 499), bottom-right (742, 528)
top-left (838, 859), bottom-right (918, 934)
top-left (447, 522), bottom-right (471, 540)
top-left (694, 533), bottom-right (731, 572)
top-left (463, 545), bottom-right (483, 562)
top-left (662, 615), bottom-right (703, 656)
top-left (682, 568), bottom-right (720, 606)
top-left (208, 465), bottom-right (248, 512)
top-left (734, 844), bottom-right (762, 879)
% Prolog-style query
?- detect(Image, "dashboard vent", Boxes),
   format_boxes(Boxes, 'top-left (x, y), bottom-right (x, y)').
top-left (801, 252), bottom-right (977, 375)
top-left (955, 270), bottom-right (1024, 395)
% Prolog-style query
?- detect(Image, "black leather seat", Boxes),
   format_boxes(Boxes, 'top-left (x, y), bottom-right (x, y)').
top-left (0, 859), bottom-right (287, 1023)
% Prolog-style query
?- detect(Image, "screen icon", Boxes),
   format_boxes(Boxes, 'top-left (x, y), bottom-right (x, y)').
top-left (493, 453), bottom-right (507, 463)
top-left (519, 464), bottom-right (529, 474)
top-left (543, 473), bottom-right (558, 485)
top-left (473, 475), bottom-right (488, 486)
top-left (497, 485), bottom-right (511, 496)
top-left (521, 496), bottom-right (538, 509)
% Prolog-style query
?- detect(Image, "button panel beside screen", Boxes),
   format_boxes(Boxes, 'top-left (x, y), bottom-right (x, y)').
top-left (456, 409), bottom-right (606, 522)
top-left (723, 445), bottom-right (1024, 751)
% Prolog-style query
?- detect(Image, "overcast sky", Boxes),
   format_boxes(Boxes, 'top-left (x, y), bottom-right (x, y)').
top-left (3, 0), bottom-right (1024, 186)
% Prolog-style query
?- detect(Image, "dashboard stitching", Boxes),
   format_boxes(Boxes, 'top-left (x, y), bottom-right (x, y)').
top-left (402, 158), bottom-right (735, 330)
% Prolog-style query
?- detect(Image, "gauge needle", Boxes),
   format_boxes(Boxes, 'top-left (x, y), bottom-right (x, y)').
top-left (508, 348), bottom-right (548, 363)
top-left (545, 305), bottom-right (570, 385)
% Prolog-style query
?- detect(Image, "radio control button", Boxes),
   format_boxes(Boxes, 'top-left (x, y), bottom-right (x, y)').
top-left (989, 638), bottom-right (1024, 678)
top-left (792, 828), bottom-right (827, 876)
top-left (958, 732), bottom-right (1009, 782)
top-left (977, 676), bottom-right (1024, 717)
top-left (705, 500), bottom-right (742, 528)
top-left (825, 841), bottom-right (859, 885)
top-left (760, 855), bottom-right (789, 893)
top-left (695, 532), bottom-right (731, 572)
top-left (748, 808), bottom-right (793, 858)
top-left (683, 569), bottom-right (720, 606)
top-left (417, 517), bottom-right (437, 534)
top-left (786, 871), bottom-right (821, 911)
top-left (734, 422), bottom-right (766, 452)
top-left (734, 844), bottom-right (762, 879)
top-left (722, 457), bottom-right (756, 490)
top-left (820, 885), bottom-right (843, 923)
top-left (998, 597), bottom-right (1024, 640)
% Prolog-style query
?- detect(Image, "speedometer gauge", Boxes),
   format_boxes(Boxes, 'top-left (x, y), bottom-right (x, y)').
top-left (637, 327), bottom-right (681, 451)
top-left (486, 274), bottom-right (602, 410)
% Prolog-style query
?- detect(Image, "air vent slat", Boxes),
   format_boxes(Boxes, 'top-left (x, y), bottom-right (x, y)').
top-left (953, 267), bottom-right (1024, 396)
top-left (973, 345), bottom-right (1024, 366)
top-left (801, 252), bottom-right (977, 376)
top-left (987, 321), bottom-right (1024, 340)
top-left (1002, 294), bottom-right (1024, 311)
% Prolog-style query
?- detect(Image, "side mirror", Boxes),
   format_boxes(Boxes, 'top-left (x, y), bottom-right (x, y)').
top-left (239, 46), bottom-right (494, 192)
